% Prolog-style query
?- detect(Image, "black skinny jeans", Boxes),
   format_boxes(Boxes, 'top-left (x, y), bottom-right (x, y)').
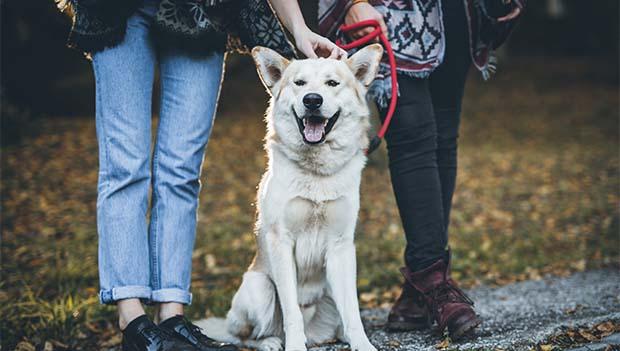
top-left (381, 0), bottom-right (471, 271)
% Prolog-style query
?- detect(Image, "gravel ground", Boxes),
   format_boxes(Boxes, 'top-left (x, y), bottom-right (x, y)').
top-left (312, 269), bottom-right (620, 351)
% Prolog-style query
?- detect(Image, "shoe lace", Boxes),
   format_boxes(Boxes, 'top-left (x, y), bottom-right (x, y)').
top-left (180, 317), bottom-right (216, 343)
top-left (140, 325), bottom-right (173, 346)
top-left (429, 281), bottom-right (474, 314)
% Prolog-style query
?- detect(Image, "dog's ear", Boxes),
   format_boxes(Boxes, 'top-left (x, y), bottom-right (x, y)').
top-left (252, 46), bottom-right (290, 92)
top-left (346, 43), bottom-right (383, 86)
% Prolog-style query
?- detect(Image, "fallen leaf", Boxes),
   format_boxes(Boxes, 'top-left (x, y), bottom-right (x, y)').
top-left (14, 342), bottom-right (36, 351)
top-left (100, 333), bottom-right (122, 347)
top-left (578, 329), bottom-right (598, 341)
top-left (387, 340), bottom-right (401, 347)
top-left (435, 337), bottom-right (450, 350)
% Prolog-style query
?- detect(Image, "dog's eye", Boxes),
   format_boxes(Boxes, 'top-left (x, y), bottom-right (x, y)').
top-left (294, 79), bottom-right (306, 86)
top-left (326, 80), bottom-right (340, 87)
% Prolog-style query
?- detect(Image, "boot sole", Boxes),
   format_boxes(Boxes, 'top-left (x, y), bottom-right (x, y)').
top-left (385, 318), bottom-right (431, 332)
top-left (449, 315), bottom-right (482, 340)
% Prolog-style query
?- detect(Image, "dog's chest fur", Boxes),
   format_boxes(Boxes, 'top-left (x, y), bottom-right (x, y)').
top-left (262, 197), bottom-right (347, 306)
top-left (284, 196), bottom-right (347, 304)
top-left (256, 147), bottom-right (364, 306)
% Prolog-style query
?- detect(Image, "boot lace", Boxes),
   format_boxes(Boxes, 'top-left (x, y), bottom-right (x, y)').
top-left (429, 281), bottom-right (474, 315)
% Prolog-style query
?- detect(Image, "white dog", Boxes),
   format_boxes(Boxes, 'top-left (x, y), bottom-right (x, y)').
top-left (197, 44), bottom-right (383, 351)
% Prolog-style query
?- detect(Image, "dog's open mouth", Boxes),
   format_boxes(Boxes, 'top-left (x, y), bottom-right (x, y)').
top-left (293, 109), bottom-right (340, 144)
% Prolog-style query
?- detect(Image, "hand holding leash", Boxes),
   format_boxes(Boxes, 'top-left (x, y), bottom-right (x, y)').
top-left (344, 1), bottom-right (388, 41)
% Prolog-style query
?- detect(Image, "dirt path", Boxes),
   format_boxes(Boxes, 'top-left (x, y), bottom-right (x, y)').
top-left (313, 269), bottom-right (620, 350)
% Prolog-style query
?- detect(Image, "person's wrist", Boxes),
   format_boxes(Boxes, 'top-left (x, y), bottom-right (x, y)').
top-left (346, 0), bottom-right (368, 16)
top-left (351, 0), bottom-right (369, 6)
top-left (292, 24), bottom-right (310, 42)
top-left (350, 0), bottom-right (369, 10)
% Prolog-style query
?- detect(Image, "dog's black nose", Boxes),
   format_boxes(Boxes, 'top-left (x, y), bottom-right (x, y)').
top-left (303, 93), bottom-right (323, 110)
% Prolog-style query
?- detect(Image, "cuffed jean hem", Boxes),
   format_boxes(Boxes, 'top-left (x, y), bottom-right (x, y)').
top-left (151, 288), bottom-right (192, 305)
top-left (99, 285), bottom-right (152, 305)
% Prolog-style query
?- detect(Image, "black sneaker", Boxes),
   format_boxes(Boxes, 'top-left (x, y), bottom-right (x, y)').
top-left (159, 315), bottom-right (238, 351)
top-left (122, 315), bottom-right (196, 351)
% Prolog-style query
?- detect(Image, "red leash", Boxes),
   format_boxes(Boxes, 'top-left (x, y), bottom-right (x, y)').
top-left (337, 20), bottom-right (398, 154)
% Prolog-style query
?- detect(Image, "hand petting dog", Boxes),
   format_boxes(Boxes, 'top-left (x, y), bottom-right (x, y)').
top-left (269, 0), bottom-right (347, 59)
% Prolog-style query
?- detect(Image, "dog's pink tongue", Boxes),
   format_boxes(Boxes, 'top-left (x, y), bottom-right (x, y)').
top-left (304, 121), bottom-right (325, 142)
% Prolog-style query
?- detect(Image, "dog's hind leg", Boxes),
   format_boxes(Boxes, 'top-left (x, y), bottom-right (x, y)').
top-left (226, 271), bottom-right (284, 347)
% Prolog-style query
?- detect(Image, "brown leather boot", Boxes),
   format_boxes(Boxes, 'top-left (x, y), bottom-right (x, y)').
top-left (402, 258), bottom-right (481, 339)
top-left (386, 275), bottom-right (432, 331)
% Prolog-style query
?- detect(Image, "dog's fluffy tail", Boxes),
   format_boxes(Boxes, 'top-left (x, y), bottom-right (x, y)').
top-left (194, 318), bottom-right (239, 344)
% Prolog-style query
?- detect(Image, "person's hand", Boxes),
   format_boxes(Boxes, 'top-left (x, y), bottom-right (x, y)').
top-left (497, 0), bottom-right (522, 22)
top-left (344, 2), bottom-right (388, 41)
top-left (293, 26), bottom-right (348, 59)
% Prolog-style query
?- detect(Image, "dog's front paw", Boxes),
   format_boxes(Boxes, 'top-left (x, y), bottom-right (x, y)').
top-left (349, 340), bottom-right (377, 351)
top-left (284, 334), bottom-right (307, 351)
top-left (258, 336), bottom-right (283, 351)
top-left (284, 341), bottom-right (307, 351)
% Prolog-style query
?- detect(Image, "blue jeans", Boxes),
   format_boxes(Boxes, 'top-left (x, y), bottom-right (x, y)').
top-left (92, 2), bottom-right (225, 305)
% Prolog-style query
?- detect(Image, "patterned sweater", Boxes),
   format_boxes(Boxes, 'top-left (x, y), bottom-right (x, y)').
top-left (319, 0), bottom-right (526, 106)
top-left (57, 0), bottom-right (295, 57)
top-left (59, 0), bottom-right (525, 105)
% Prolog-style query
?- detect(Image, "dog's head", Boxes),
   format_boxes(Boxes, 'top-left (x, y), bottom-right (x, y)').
top-left (252, 44), bottom-right (383, 150)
